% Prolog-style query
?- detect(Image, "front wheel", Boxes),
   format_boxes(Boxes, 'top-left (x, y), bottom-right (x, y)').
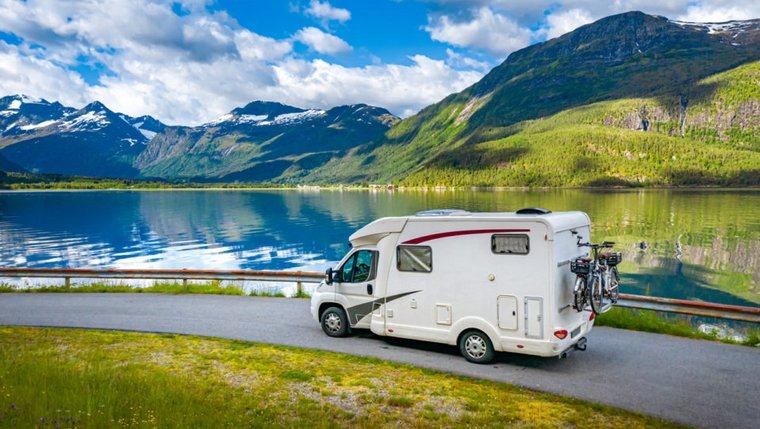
top-left (320, 306), bottom-right (349, 337)
top-left (459, 330), bottom-right (495, 364)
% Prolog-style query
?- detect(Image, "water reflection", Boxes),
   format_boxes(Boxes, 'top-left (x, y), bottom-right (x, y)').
top-left (0, 189), bottom-right (758, 306)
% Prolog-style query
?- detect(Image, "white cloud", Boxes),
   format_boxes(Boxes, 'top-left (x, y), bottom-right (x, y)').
top-left (0, 42), bottom-right (90, 108)
top-left (294, 26), bottom-right (352, 55)
top-left (3, 0), bottom-right (750, 128)
top-left (426, 0), bottom-right (692, 21)
top-left (544, 8), bottom-right (594, 39)
top-left (0, 0), bottom-right (484, 124)
top-left (445, 49), bottom-right (492, 71)
top-left (304, 0), bottom-right (351, 25)
top-left (424, 7), bottom-right (534, 57)
top-left (676, 0), bottom-right (760, 22)
top-left (272, 56), bottom-right (483, 118)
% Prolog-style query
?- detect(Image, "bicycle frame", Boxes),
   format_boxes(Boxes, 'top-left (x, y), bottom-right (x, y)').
top-left (574, 237), bottom-right (617, 315)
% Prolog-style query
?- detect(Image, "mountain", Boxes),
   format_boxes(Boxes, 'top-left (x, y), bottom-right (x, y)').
top-left (121, 114), bottom-right (167, 140)
top-left (3, 11), bottom-right (758, 186)
top-left (0, 95), bottom-right (398, 182)
top-left (304, 12), bottom-right (760, 186)
top-left (0, 95), bottom-right (74, 138)
top-left (0, 95), bottom-right (166, 177)
top-left (0, 152), bottom-right (24, 173)
top-left (135, 102), bottom-right (398, 182)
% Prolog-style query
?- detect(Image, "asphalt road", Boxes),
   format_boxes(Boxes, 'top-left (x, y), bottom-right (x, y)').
top-left (1, 293), bottom-right (758, 428)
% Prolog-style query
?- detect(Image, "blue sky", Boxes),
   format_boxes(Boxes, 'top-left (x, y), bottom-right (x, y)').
top-left (0, 0), bottom-right (755, 125)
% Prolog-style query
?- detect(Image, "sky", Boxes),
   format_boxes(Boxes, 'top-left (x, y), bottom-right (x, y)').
top-left (0, 0), bottom-right (757, 125)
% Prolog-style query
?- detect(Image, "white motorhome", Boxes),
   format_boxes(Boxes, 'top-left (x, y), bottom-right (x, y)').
top-left (310, 208), bottom-right (595, 363)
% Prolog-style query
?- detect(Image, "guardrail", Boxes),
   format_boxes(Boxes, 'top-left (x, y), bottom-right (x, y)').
top-left (617, 293), bottom-right (760, 324)
top-left (1, 268), bottom-right (758, 323)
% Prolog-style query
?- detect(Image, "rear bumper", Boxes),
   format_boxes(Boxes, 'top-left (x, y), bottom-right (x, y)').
top-left (498, 318), bottom-right (593, 357)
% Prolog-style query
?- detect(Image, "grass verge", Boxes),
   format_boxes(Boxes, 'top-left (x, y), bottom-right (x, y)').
top-left (0, 327), bottom-right (683, 429)
top-left (595, 307), bottom-right (760, 347)
top-left (0, 280), bottom-right (247, 296)
top-left (0, 281), bottom-right (313, 298)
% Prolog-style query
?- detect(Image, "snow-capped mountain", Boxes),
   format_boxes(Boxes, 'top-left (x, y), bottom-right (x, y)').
top-left (0, 95), bottom-right (398, 182)
top-left (670, 18), bottom-right (760, 45)
top-left (0, 95), bottom-right (166, 177)
top-left (0, 96), bottom-right (165, 144)
top-left (0, 95), bottom-right (74, 137)
top-left (136, 101), bottom-right (399, 182)
top-left (120, 114), bottom-right (167, 140)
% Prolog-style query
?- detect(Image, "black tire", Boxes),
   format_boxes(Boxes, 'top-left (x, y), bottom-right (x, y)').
top-left (609, 267), bottom-right (620, 303)
top-left (573, 276), bottom-right (586, 312)
top-left (320, 306), bottom-right (349, 337)
top-left (458, 330), bottom-right (495, 364)
top-left (589, 274), bottom-right (604, 315)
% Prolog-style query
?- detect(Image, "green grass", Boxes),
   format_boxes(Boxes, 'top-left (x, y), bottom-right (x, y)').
top-left (0, 327), bottom-right (684, 428)
top-left (247, 288), bottom-right (287, 298)
top-left (0, 281), bottom-right (246, 296)
top-left (0, 281), bottom-right (313, 298)
top-left (400, 122), bottom-right (760, 187)
top-left (596, 307), bottom-right (760, 347)
top-left (0, 172), bottom-right (295, 190)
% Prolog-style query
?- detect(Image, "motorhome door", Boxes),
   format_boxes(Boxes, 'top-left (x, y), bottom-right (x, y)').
top-left (335, 249), bottom-right (378, 329)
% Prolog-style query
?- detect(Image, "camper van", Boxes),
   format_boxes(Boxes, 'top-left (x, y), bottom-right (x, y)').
top-left (310, 208), bottom-right (595, 363)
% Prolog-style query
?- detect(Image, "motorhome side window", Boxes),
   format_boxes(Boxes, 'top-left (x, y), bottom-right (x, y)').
top-left (491, 234), bottom-right (529, 255)
top-left (339, 250), bottom-right (376, 283)
top-left (397, 245), bottom-right (432, 273)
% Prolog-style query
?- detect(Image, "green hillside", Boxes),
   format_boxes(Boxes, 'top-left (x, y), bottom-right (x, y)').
top-left (304, 12), bottom-right (760, 187)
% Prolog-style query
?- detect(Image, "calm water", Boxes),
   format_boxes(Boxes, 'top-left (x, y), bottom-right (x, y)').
top-left (0, 189), bottom-right (758, 307)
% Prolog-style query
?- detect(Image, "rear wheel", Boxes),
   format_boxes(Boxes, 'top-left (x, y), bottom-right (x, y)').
top-left (608, 267), bottom-right (620, 303)
top-left (320, 306), bottom-right (349, 337)
top-left (459, 330), bottom-right (495, 364)
top-left (573, 276), bottom-right (586, 312)
top-left (589, 274), bottom-right (604, 315)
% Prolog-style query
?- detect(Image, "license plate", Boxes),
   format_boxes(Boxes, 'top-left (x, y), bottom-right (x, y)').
top-left (571, 326), bottom-right (582, 338)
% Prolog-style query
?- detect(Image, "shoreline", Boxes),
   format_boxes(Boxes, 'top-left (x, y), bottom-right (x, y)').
top-left (3, 183), bottom-right (760, 192)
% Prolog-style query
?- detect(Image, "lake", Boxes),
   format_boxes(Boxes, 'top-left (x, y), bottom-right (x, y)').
top-left (0, 189), bottom-right (758, 308)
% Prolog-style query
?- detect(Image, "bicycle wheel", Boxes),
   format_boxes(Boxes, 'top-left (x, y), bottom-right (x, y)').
top-left (573, 276), bottom-right (586, 312)
top-left (589, 273), bottom-right (604, 315)
top-left (608, 266), bottom-right (620, 303)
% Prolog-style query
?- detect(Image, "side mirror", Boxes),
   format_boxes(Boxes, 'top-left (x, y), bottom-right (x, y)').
top-left (325, 268), bottom-right (334, 285)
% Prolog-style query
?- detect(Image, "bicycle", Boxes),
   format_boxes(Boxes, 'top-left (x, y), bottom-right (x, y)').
top-left (572, 238), bottom-right (620, 315)
top-left (570, 256), bottom-right (591, 312)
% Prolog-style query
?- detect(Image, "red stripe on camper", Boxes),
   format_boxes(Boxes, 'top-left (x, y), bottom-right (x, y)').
top-left (401, 229), bottom-right (529, 245)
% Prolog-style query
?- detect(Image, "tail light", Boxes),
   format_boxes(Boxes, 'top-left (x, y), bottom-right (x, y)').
top-left (589, 312), bottom-right (595, 321)
top-left (553, 329), bottom-right (568, 340)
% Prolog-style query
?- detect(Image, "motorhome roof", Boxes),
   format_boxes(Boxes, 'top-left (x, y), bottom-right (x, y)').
top-left (349, 210), bottom-right (589, 246)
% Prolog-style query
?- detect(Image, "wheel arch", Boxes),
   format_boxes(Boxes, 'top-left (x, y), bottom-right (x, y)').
top-left (451, 317), bottom-right (501, 351)
top-left (318, 301), bottom-right (345, 320)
